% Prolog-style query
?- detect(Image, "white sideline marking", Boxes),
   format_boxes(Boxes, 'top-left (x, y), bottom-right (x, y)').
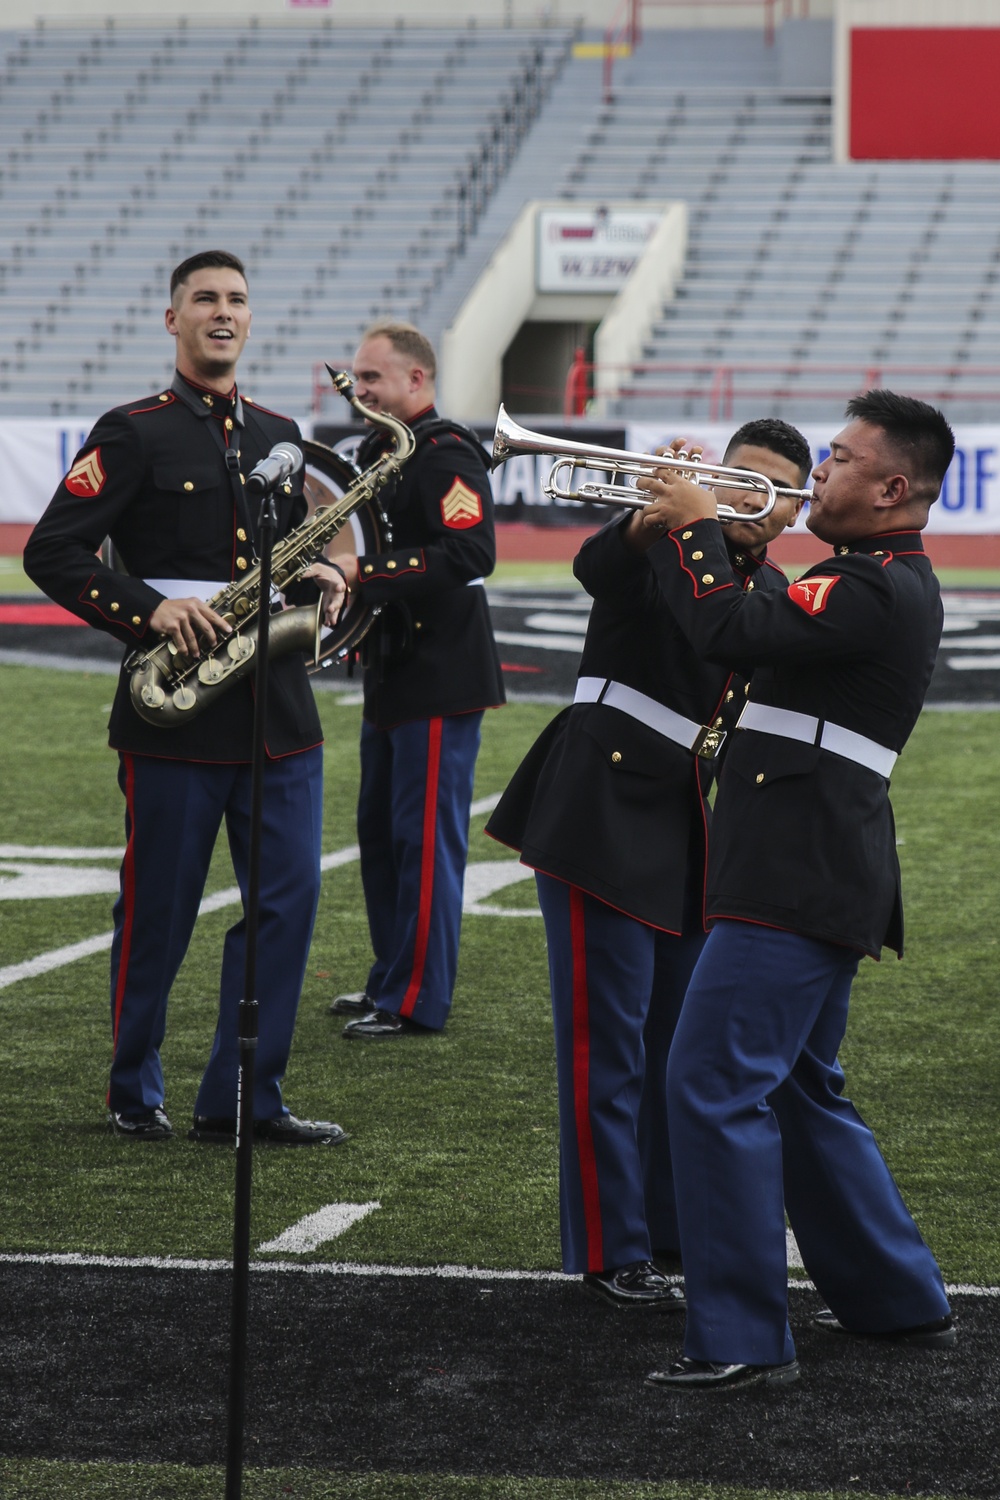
top-left (258, 1201), bottom-right (380, 1254)
top-left (786, 1228), bottom-right (803, 1269)
top-left (0, 1252), bottom-right (995, 1298)
top-left (0, 795), bottom-right (502, 994)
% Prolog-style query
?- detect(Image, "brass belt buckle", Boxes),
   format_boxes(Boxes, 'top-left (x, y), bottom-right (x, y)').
top-left (691, 725), bottom-right (726, 760)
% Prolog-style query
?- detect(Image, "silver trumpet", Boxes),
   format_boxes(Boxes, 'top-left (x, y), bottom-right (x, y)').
top-left (492, 406), bottom-right (813, 523)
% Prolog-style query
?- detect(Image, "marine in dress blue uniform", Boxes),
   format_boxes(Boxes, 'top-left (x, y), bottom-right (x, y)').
top-left (327, 325), bottom-right (505, 1038)
top-left (23, 251), bottom-right (347, 1145)
top-left (635, 391), bottom-right (957, 1391)
top-left (487, 423), bottom-right (812, 1305)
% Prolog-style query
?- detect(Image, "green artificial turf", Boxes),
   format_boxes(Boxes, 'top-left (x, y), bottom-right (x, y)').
top-left (1, 664), bottom-right (996, 1284)
top-left (0, 1460), bottom-right (949, 1500)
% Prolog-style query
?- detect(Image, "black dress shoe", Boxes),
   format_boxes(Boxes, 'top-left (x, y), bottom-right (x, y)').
top-left (812, 1308), bottom-right (956, 1349)
top-left (341, 1007), bottom-right (427, 1039)
top-left (188, 1114), bottom-right (348, 1146)
top-left (646, 1356), bottom-right (801, 1392)
top-left (583, 1261), bottom-right (686, 1312)
top-left (328, 990), bottom-right (377, 1017)
top-left (108, 1107), bottom-right (173, 1140)
top-left (255, 1114), bottom-right (348, 1146)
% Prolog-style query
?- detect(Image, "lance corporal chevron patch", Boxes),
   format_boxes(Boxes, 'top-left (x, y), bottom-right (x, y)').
top-left (788, 575), bottom-right (841, 615)
top-left (440, 476), bottom-right (483, 529)
top-left (64, 449), bottom-right (107, 498)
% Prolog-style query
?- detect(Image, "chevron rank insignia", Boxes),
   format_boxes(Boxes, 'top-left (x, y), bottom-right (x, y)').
top-left (440, 476), bottom-right (483, 529)
top-left (788, 575), bottom-right (840, 615)
top-left (64, 448), bottom-right (107, 498)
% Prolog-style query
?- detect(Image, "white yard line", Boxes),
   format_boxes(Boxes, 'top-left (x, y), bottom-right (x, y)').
top-left (0, 1250), bottom-right (995, 1297)
top-left (0, 794), bottom-right (501, 994)
top-left (257, 1202), bottom-right (380, 1254)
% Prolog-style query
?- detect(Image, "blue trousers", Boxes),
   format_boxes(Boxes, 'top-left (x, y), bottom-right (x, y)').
top-left (108, 748), bottom-right (323, 1121)
top-left (667, 920), bottom-right (951, 1366)
top-left (536, 874), bottom-right (706, 1275)
top-left (358, 713), bottom-right (483, 1031)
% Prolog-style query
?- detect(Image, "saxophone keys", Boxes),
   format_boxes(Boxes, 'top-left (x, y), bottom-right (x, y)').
top-left (171, 686), bottom-right (197, 712)
top-left (140, 683), bottom-right (166, 709)
top-left (197, 656), bottom-right (226, 684)
top-left (227, 634), bottom-right (255, 662)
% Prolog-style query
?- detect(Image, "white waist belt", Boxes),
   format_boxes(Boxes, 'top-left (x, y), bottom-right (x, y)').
top-left (144, 578), bottom-right (228, 601)
top-left (739, 700), bottom-right (897, 777)
top-left (575, 676), bottom-right (725, 759)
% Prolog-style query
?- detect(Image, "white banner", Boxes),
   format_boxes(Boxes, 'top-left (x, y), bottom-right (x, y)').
top-left (627, 423), bottom-right (1000, 535)
top-left (537, 209), bottom-right (662, 293)
top-left (2, 418), bottom-right (998, 536)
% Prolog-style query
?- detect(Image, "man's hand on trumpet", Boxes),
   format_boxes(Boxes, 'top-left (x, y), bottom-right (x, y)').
top-left (625, 440), bottom-right (710, 552)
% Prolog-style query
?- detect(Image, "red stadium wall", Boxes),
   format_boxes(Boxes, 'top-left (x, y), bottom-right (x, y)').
top-left (851, 29), bottom-right (1000, 160)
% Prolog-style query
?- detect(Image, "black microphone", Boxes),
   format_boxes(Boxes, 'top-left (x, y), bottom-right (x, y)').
top-left (245, 442), bottom-right (303, 497)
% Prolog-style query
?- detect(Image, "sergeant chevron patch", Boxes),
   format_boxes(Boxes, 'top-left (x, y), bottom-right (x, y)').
top-left (440, 476), bottom-right (483, 529)
top-left (788, 575), bottom-right (840, 614)
top-left (64, 449), bottom-right (107, 498)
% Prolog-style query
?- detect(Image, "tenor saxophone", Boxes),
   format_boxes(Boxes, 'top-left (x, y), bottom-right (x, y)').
top-left (127, 369), bottom-right (415, 727)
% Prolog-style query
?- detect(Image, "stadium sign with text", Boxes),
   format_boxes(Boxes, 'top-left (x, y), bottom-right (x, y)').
top-left (536, 209), bottom-right (662, 293)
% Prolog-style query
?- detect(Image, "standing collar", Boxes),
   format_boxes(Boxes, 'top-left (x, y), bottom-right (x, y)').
top-left (171, 371), bottom-right (245, 429)
top-left (831, 531), bottom-right (927, 558)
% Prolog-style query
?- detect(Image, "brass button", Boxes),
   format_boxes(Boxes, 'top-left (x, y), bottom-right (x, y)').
top-left (387, 560), bottom-right (397, 570)
top-left (363, 564), bottom-right (374, 575)
top-left (236, 557), bottom-right (248, 570)
top-left (756, 773), bottom-right (764, 784)
top-left (691, 549), bottom-right (704, 561)
top-left (714, 716), bottom-right (724, 728)
top-left (725, 690), bottom-right (734, 702)
top-left (240, 474), bottom-right (246, 485)
top-left (682, 530), bottom-right (693, 539)
top-left (746, 580), bottom-right (755, 591)
top-left (202, 394), bottom-right (213, 406)
top-left (873, 550), bottom-right (884, 556)
top-left (414, 620), bottom-right (422, 630)
top-left (701, 573), bottom-right (714, 585)
top-left (409, 556), bottom-right (419, 566)
top-left (282, 483), bottom-right (292, 494)
top-left (745, 683), bottom-right (751, 696)
top-left (838, 545), bottom-right (849, 555)
top-left (158, 393), bottom-right (169, 402)
top-left (90, 589), bottom-right (99, 598)
top-left (183, 481), bottom-right (194, 492)
top-left (110, 602), bottom-right (119, 613)
top-left (132, 615), bottom-right (141, 625)
top-left (224, 417), bottom-right (234, 432)
top-left (237, 528), bottom-right (247, 542)
top-left (611, 751), bottom-right (622, 764)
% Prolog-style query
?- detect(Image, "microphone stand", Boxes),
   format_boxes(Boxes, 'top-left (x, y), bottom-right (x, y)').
top-left (225, 477), bottom-right (280, 1500)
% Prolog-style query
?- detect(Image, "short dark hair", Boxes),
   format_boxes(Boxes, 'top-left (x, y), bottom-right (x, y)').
top-left (845, 388), bottom-right (955, 493)
top-left (724, 418), bottom-right (812, 485)
top-left (170, 250), bottom-right (248, 300)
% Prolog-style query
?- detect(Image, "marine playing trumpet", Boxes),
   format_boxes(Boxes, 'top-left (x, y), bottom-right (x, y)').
top-left (491, 406), bottom-right (813, 521)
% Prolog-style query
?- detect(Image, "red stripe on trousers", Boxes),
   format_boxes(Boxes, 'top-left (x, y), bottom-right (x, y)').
top-left (111, 754), bottom-right (137, 1050)
top-left (399, 717), bottom-right (443, 1018)
top-left (569, 887), bottom-right (604, 1272)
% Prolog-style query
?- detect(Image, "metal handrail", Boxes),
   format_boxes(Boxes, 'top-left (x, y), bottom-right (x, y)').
top-left (565, 358), bottom-right (1000, 420)
top-left (602, 0), bottom-right (812, 101)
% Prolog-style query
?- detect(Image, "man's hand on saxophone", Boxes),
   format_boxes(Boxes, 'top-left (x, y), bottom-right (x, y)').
top-left (301, 559), bottom-right (352, 628)
top-left (148, 596), bottom-right (233, 660)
